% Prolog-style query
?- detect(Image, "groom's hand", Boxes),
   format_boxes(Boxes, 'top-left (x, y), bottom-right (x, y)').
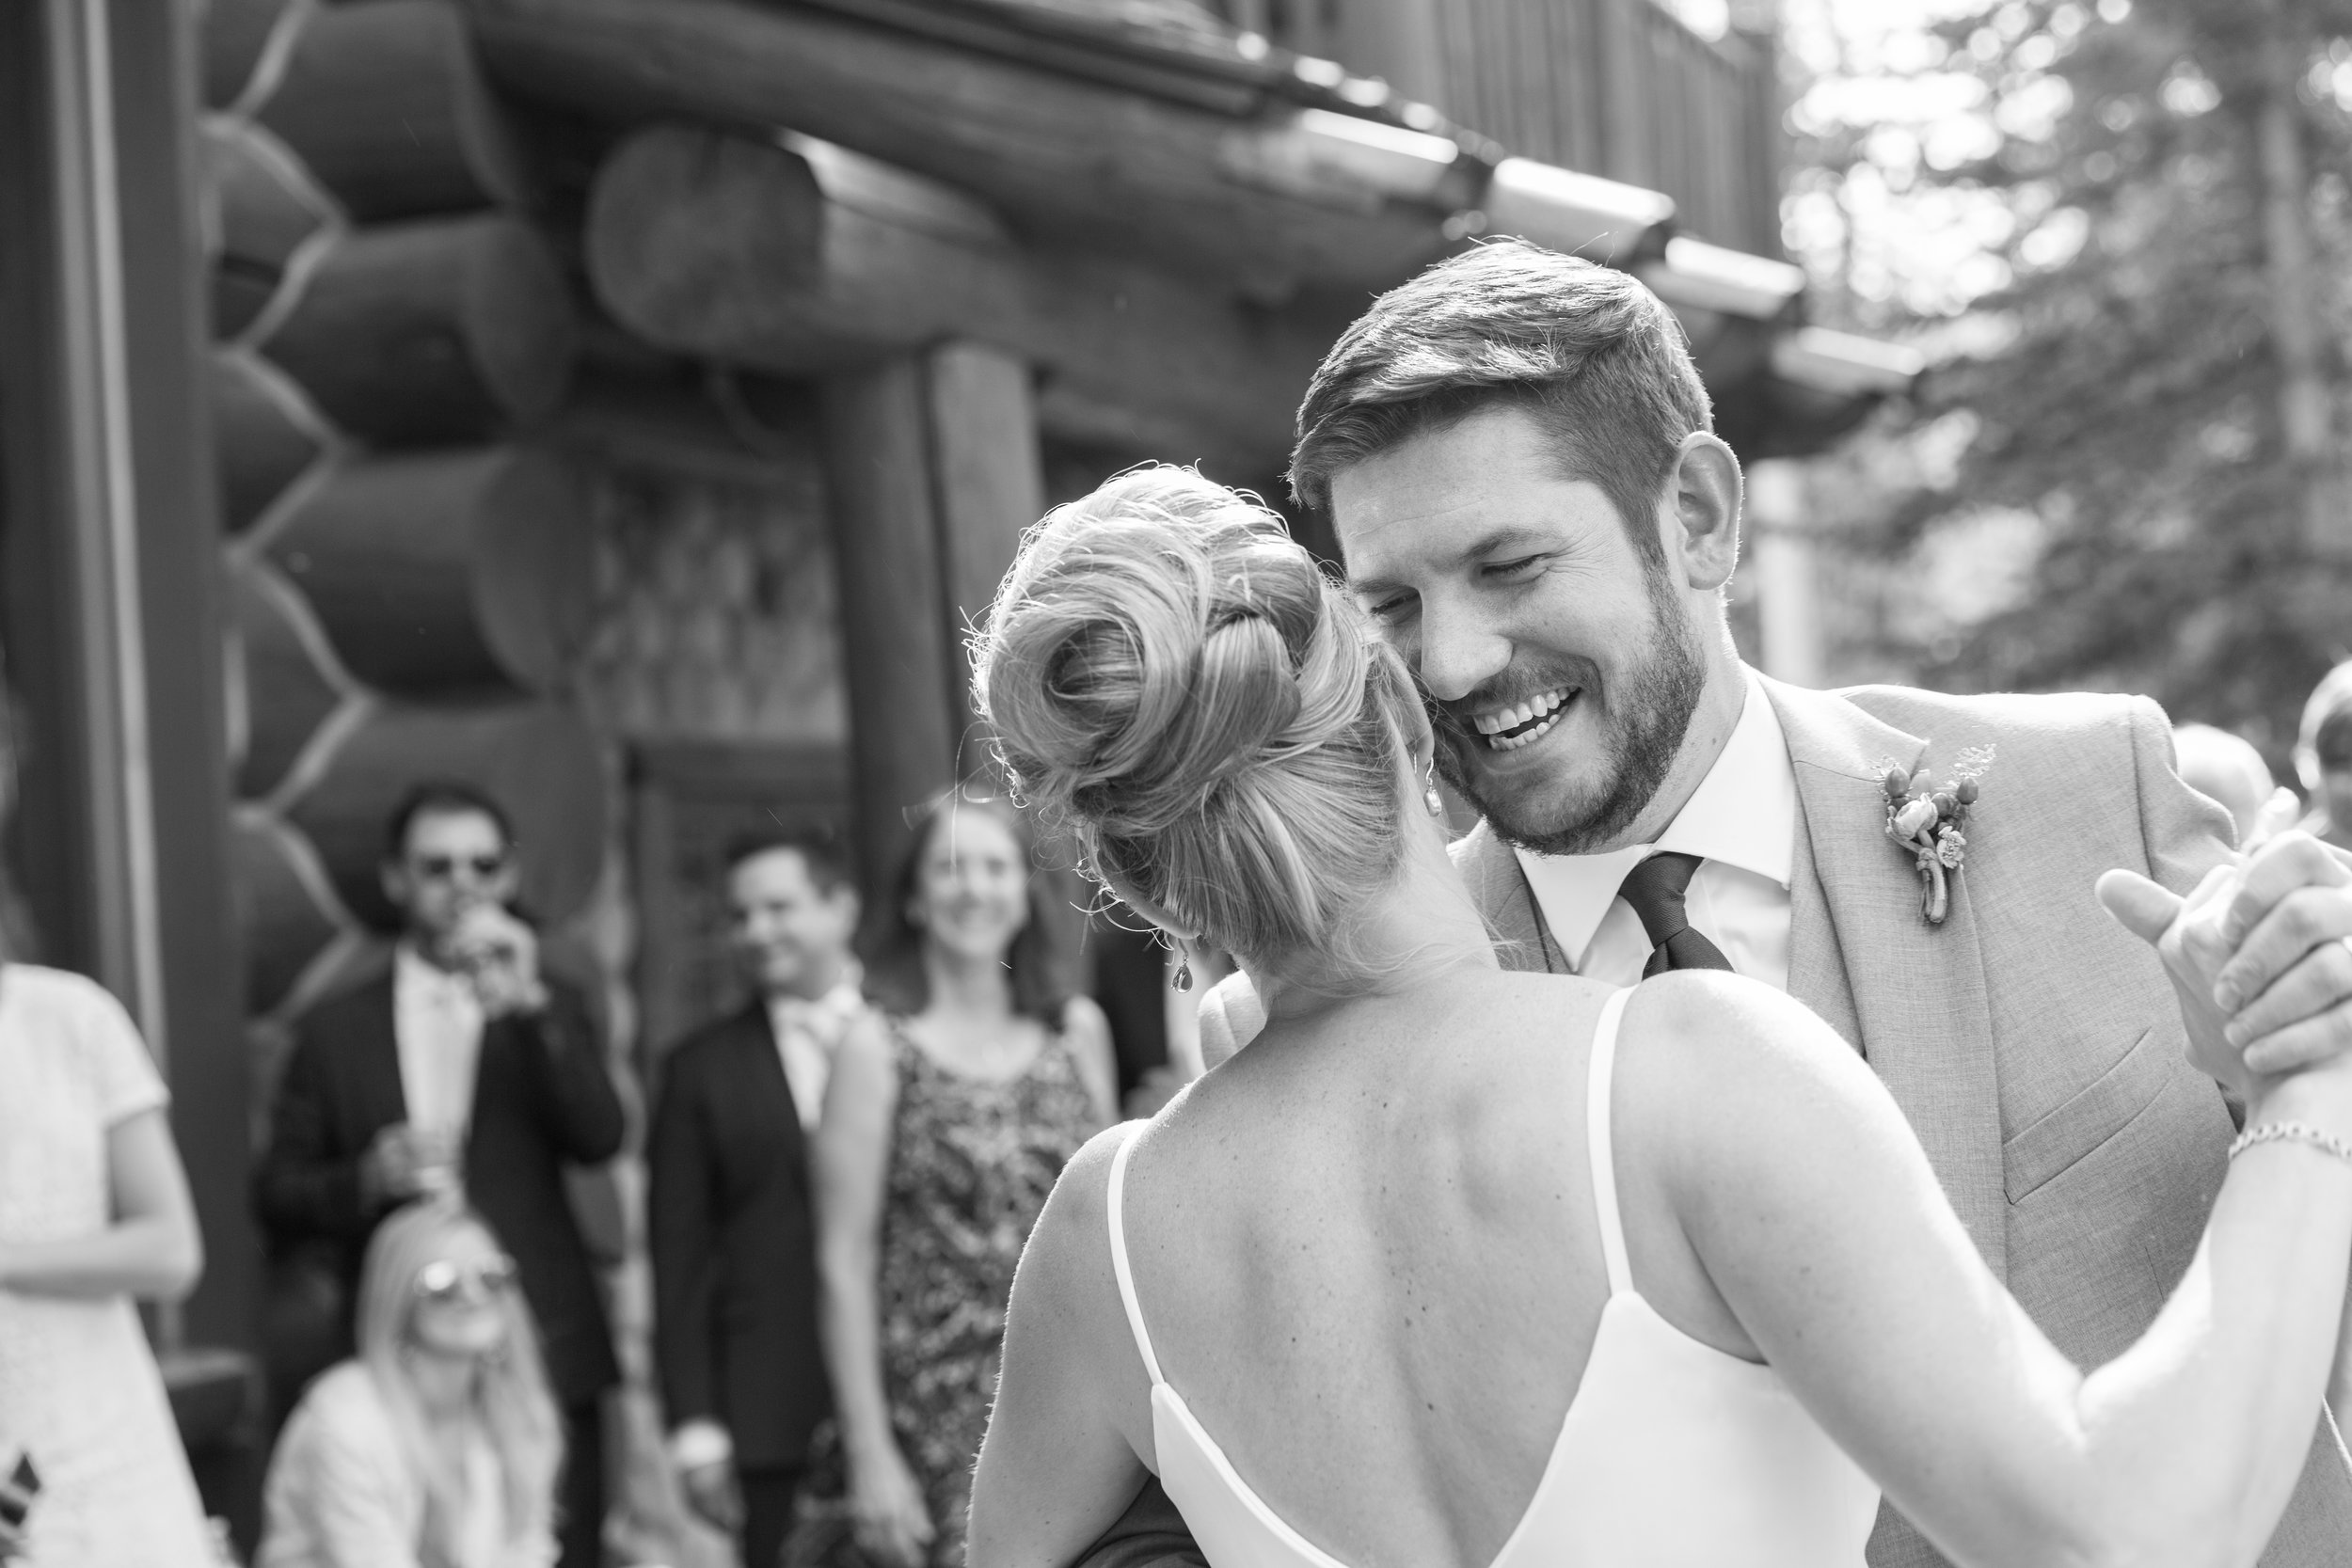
top-left (2099, 863), bottom-right (2249, 1093)
top-left (2208, 832), bottom-right (2352, 1075)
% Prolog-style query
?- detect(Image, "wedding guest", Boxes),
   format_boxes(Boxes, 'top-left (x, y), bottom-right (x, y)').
top-left (0, 667), bottom-right (212, 1568)
top-left (2295, 663), bottom-right (2352, 851)
top-left (793, 792), bottom-right (1116, 1568)
top-left (649, 830), bottom-right (864, 1568)
top-left (258, 1202), bottom-right (563, 1568)
top-left (253, 783), bottom-right (625, 1568)
top-left (0, 959), bottom-right (215, 1568)
top-left (2172, 722), bottom-right (2298, 848)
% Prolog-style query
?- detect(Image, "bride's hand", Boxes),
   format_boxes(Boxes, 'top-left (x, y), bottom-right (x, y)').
top-left (848, 1439), bottom-right (935, 1567)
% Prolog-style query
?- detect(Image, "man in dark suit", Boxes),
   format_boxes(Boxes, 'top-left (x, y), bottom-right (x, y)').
top-left (254, 782), bottom-right (626, 1568)
top-left (649, 830), bottom-right (863, 1568)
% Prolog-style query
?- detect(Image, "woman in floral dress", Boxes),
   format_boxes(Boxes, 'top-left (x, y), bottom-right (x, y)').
top-left (798, 792), bottom-right (1116, 1568)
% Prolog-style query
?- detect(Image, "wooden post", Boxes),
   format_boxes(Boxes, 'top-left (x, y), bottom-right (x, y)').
top-left (821, 358), bottom-right (961, 900)
top-left (3, 3), bottom-right (258, 1497)
top-left (927, 341), bottom-right (1044, 719)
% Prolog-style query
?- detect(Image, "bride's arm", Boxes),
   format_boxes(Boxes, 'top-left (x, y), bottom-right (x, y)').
top-left (969, 1126), bottom-right (1156, 1568)
top-left (1633, 974), bottom-right (2352, 1568)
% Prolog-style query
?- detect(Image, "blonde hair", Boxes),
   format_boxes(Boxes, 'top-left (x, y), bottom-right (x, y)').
top-left (974, 467), bottom-right (1422, 987)
top-left (356, 1202), bottom-right (563, 1565)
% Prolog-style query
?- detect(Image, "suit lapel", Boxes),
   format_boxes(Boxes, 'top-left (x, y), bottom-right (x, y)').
top-left (1764, 677), bottom-right (2009, 1281)
top-left (356, 975), bottom-right (408, 1129)
top-left (1452, 819), bottom-right (1565, 974)
top-left (739, 1002), bottom-right (804, 1152)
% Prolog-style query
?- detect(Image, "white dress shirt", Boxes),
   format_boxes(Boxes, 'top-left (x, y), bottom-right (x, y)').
top-left (1515, 670), bottom-right (1798, 991)
top-left (765, 961), bottom-right (867, 1134)
top-left (392, 944), bottom-right (485, 1137)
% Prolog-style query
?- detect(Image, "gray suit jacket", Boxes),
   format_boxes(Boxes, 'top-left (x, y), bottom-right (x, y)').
top-left (1081, 677), bottom-right (2352, 1567)
top-left (1452, 675), bottom-right (2352, 1565)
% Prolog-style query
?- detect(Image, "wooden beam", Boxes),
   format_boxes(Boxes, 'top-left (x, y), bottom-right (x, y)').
top-left (256, 212), bottom-right (579, 445)
top-left (231, 809), bottom-right (345, 1016)
top-left (246, 0), bottom-right (531, 222)
top-left (820, 358), bottom-right (961, 901)
top-left (586, 125), bottom-right (1329, 472)
top-left (211, 349), bottom-right (329, 535)
top-left (228, 560), bottom-right (349, 802)
top-left (261, 446), bottom-right (595, 697)
top-left (465, 0), bottom-right (1453, 296)
top-left (200, 0), bottom-right (294, 111)
top-left (199, 121), bottom-right (333, 340)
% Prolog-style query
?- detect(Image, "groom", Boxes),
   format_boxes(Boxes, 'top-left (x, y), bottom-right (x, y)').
top-left (1081, 243), bottom-right (2352, 1567)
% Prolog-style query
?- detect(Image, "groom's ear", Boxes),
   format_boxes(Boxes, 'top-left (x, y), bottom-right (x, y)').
top-left (1667, 434), bottom-right (1743, 592)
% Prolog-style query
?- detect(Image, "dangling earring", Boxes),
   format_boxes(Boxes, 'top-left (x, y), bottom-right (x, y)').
top-left (1422, 758), bottom-right (1446, 817)
top-left (1172, 950), bottom-right (1193, 992)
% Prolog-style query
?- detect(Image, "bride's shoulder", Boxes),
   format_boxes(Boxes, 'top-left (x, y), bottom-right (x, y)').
top-left (1611, 973), bottom-right (1891, 1166)
top-left (1620, 972), bottom-right (1859, 1079)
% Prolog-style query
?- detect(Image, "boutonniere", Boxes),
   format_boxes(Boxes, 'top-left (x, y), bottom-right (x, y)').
top-left (1881, 746), bottom-right (1994, 926)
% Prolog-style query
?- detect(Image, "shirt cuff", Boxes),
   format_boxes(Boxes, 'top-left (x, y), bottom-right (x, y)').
top-left (669, 1419), bottom-right (733, 1473)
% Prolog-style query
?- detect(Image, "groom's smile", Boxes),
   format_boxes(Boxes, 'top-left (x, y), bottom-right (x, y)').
top-left (1472, 684), bottom-right (1577, 750)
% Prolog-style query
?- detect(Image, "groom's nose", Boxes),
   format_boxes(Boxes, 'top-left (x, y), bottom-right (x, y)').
top-left (1414, 600), bottom-right (1514, 704)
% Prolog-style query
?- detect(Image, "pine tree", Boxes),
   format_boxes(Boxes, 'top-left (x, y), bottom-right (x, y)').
top-left (1795, 0), bottom-right (2352, 754)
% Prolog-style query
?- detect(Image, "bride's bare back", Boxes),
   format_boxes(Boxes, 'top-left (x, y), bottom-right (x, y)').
top-left (1118, 973), bottom-right (1621, 1566)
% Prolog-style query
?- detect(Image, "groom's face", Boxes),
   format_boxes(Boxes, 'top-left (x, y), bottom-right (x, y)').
top-left (1331, 405), bottom-right (1708, 855)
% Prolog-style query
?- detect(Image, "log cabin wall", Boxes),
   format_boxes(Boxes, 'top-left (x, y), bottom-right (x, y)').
top-left (202, 0), bottom-right (613, 1081)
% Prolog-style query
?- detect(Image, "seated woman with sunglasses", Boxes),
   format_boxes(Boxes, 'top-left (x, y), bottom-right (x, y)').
top-left (259, 1202), bottom-right (564, 1568)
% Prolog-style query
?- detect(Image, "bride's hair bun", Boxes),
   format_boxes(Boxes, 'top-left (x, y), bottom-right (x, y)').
top-left (975, 466), bottom-right (1418, 974)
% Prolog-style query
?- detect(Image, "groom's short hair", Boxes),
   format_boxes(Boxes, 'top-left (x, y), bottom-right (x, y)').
top-left (1288, 242), bottom-right (1711, 565)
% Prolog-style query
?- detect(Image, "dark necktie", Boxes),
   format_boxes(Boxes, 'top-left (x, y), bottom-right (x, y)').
top-left (1615, 851), bottom-right (1734, 978)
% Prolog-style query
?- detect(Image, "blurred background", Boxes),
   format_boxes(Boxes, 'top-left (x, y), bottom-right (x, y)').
top-left (0, 0), bottom-right (2341, 1560)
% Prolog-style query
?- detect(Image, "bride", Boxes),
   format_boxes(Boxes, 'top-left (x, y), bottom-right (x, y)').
top-left (961, 467), bottom-right (2352, 1568)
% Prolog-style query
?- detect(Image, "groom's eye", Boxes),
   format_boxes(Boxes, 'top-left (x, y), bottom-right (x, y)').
top-left (1483, 554), bottom-right (1547, 582)
top-left (1362, 592), bottom-right (1415, 621)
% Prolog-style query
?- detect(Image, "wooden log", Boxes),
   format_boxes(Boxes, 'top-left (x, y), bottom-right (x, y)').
top-left (227, 561), bottom-right (352, 802)
top-left (258, 212), bottom-right (579, 445)
top-left (466, 0), bottom-right (1456, 297)
top-left (230, 811), bottom-right (347, 1016)
top-left (202, 0), bottom-right (295, 111)
top-left (212, 350), bottom-right (331, 534)
top-left (201, 122), bottom-right (335, 340)
top-left (251, 0), bottom-right (531, 222)
top-left (929, 341), bottom-right (1043, 647)
top-left (820, 359), bottom-right (960, 903)
top-left (264, 447), bottom-right (594, 696)
top-left (586, 126), bottom-right (1332, 472)
top-left (285, 699), bottom-right (608, 930)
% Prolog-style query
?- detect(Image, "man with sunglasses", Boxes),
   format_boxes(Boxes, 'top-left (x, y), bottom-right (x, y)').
top-left (254, 781), bottom-right (627, 1568)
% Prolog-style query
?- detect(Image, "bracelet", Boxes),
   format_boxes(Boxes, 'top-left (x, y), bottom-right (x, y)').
top-left (2228, 1120), bottom-right (2352, 1168)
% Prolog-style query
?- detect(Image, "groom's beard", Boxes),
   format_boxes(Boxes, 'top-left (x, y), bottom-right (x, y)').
top-left (1428, 569), bottom-right (1708, 857)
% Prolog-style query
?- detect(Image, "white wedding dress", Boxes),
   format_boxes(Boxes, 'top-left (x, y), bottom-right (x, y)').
top-left (1104, 988), bottom-right (1883, 1566)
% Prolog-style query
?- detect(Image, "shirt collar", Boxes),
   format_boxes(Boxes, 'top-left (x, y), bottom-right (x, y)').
top-left (1511, 668), bottom-right (1797, 966)
top-left (770, 958), bottom-right (866, 1031)
top-left (395, 942), bottom-right (473, 1000)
